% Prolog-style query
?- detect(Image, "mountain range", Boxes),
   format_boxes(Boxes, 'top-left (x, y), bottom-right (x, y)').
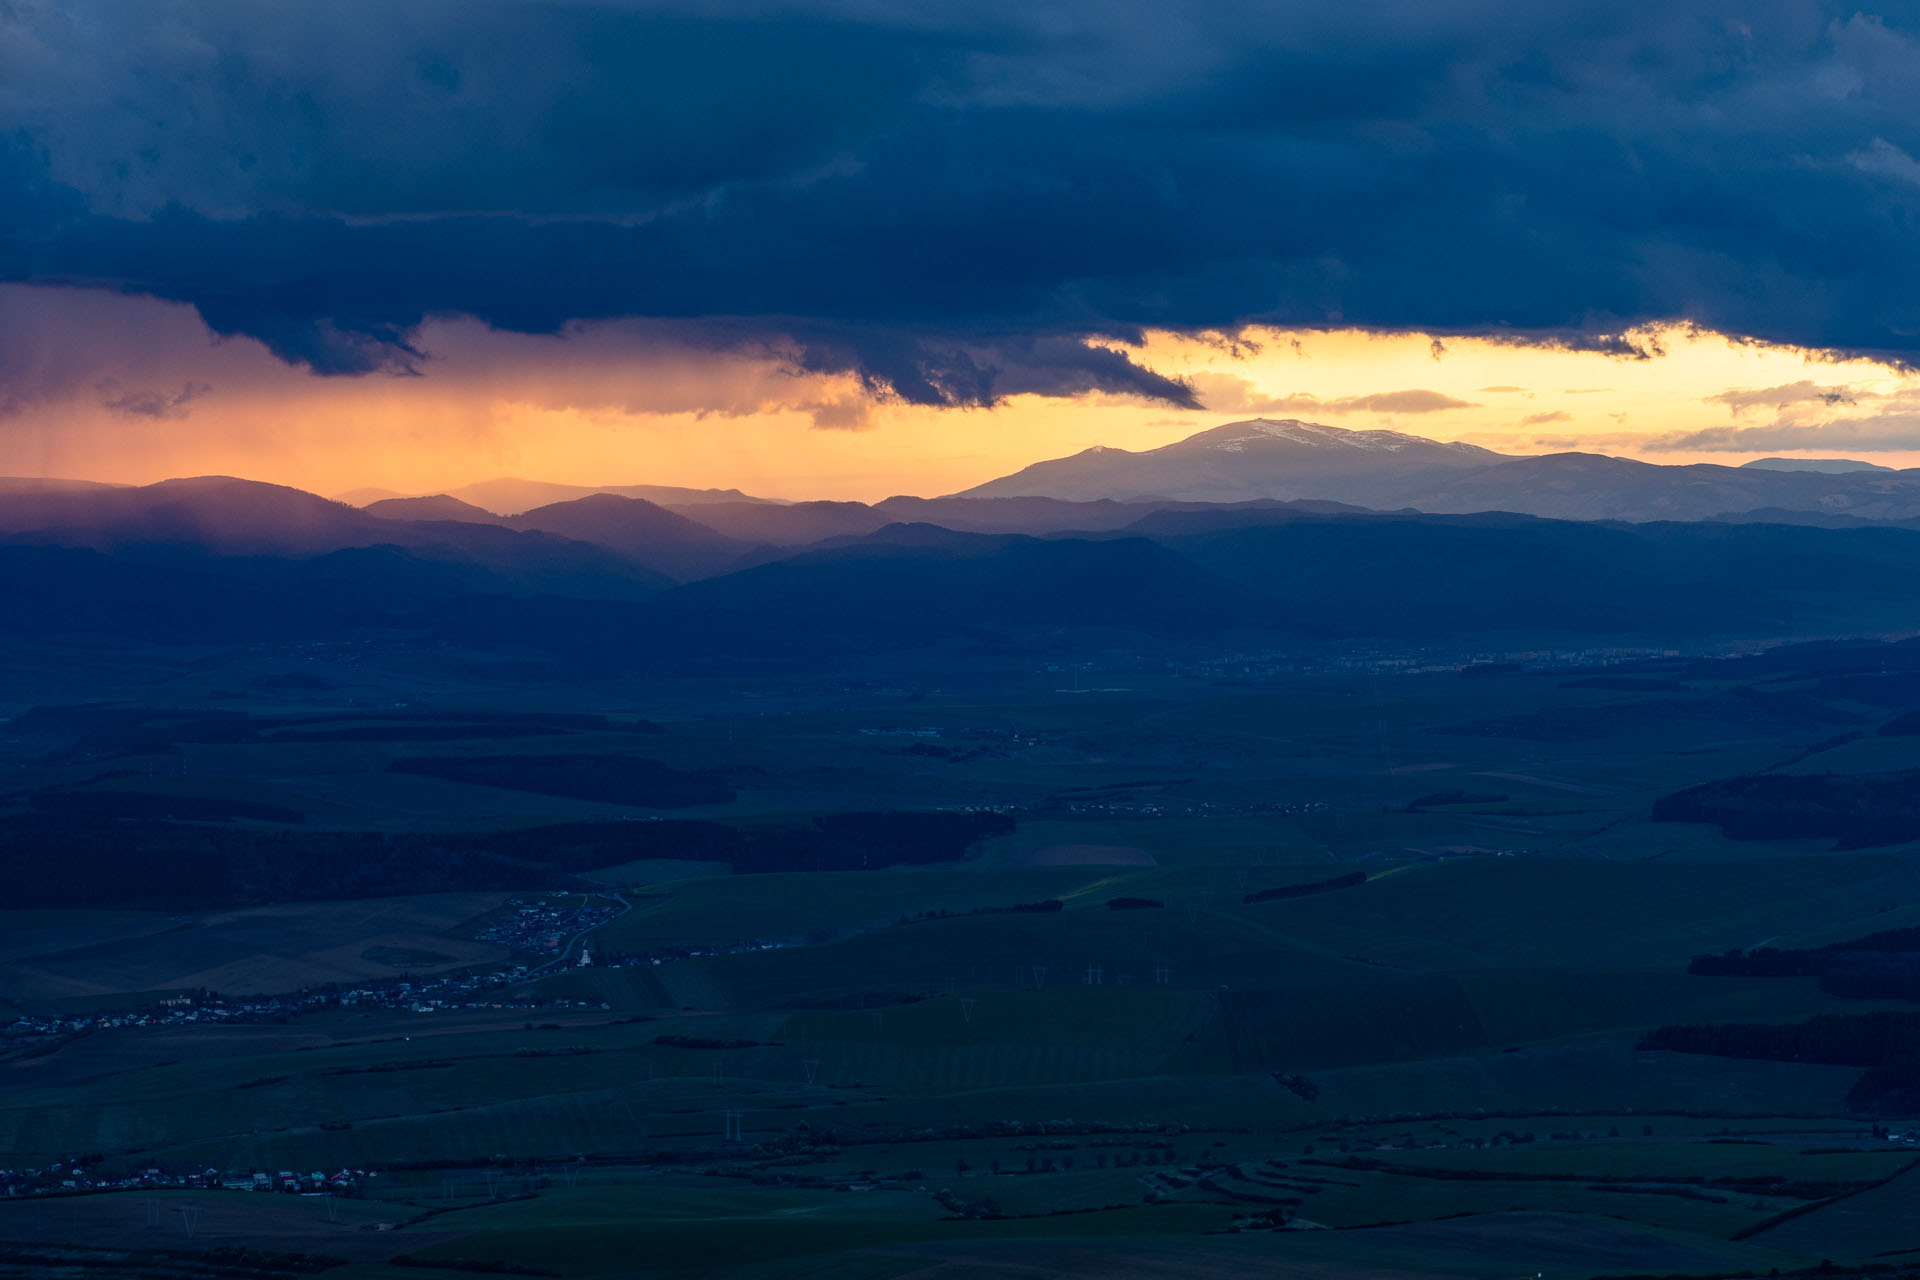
top-left (955, 420), bottom-right (1508, 506)
top-left (11, 467), bottom-right (1920, 663)
top-left (309, 420), bottom-right (1920, 528)
top-left (1741, 457), bottom-right (1890, 474)
top-left (12, 418), bottom-right (1920, 661)
top-left (337, 478), bottom-right (781, 513)
top-left (953, 419), bottom-right (1920, 521)
top-left (313, 420), bottom-right (1920, 524)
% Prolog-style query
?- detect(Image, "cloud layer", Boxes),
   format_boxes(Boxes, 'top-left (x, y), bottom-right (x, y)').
top-left (1648, 414), bottom-right (1920, 452)
top-left (1192, 374), bottom-right (1476, 414)
top-left (7, 2), bottom-right (1920, 408)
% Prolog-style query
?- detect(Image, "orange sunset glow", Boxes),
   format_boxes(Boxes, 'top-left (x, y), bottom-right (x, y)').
top-left (5, 285), bottom-right (1919, 501)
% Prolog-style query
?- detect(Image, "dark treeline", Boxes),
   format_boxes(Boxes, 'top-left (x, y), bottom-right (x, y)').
top-left (1244, 871), bottom-right (1367, 904)
top-left (1690, 926), bottom-right (1920, 1001)
top-left (1324, 1153), bottom-right (1873, 1200)
top-left (1640, 1011), bottom-right (1920, 1067)
top-left (0, 822), bottom-right (563, 909)
top-left (10, 704), bottom-right (652, 759)
top-left (807, 811), bottom-right (1013, 868)
top-left (1405, 790), bottom-right (1508, 810)
top-left (388, 753), bottom-right (736, 809)
top-left (493, 810), bottom-right (1014, 876)
top-left (653, 1035), bottom-right (764, 1050)
top-left (0, 810), bottom-right (1015, 910)
top-left (1652, 768), bottom-right (1920, 847)
top-left (29, 790), bottom-right (308, 824)
top-left (1640, 1011), bottom-right (1920, 1113)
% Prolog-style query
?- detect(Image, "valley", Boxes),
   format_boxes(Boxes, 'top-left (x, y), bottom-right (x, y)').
top-left (4, 620), bottom-right (1920, 1278)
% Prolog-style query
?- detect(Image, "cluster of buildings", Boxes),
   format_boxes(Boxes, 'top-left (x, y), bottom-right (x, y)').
top-left (0, 1163), bottom-right (369, 1199)
top-left (3, 896), bottom-right (640, 1045)
top-left (0, 898), bottom-right (807, 1051)
top-left (1, 965), bottom-right (603, 1043)
top-left (472, 895), bottom-right (623, 955)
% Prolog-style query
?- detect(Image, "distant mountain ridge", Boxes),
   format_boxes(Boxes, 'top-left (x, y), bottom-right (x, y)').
top-left (21, 467), bottom-right (1920, 659)
top-left (17, 487), bottom-right (1920, 658)
top-left (343, 478), bottom-right (787, 514)
top-left (953, 420), bottom-right (1920, 522)
top-left (19, 421), bottom-right (1920, 568)
top-left (1740, 457), bottom-right (1892, 474)
top-left (364, 495), bottom-right (506, 523)
top-left (1407, 452), bottom-right (1920, 522)
top-left (503, 493), bottom-right (747, 580)
top-left (360, 486), bottom-right (1375, 553)
top-left (0, 476), bottom-right (672, 596)
top-left (954, 419), bottom-right (1508, 505)
top-left (0, 477), bottom-right (125, 495)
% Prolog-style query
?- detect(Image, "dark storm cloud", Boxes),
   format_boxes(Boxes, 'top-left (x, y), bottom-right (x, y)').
top-left (781, 328), bottom-right (1201, 408)
top-left (8, 1), bottom-right (1920, 406)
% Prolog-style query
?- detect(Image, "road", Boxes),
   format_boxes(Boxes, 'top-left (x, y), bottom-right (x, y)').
top-left (527, 890), bottom-right (633, 976)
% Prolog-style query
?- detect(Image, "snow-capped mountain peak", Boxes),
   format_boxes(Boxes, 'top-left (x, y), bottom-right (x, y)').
top-left (1186, 419), bottom-right (1464, 455)
top-left (953, 418), bottom-right (1514, 504)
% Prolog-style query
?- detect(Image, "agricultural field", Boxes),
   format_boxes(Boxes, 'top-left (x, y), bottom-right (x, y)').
top-left (3, 643), bottom-right (1920, 1276)
top-left (0, 895), bottom-right (510, 1009)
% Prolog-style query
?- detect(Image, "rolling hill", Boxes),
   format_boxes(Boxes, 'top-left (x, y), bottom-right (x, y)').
top-left (0, 477), bottom-right (672, 600)
top-left (1403, 453), bottom-right (1920, 522)
top-left (504, 494), bottom-right (750, 580)
top-left (439, 478), bottom-right (783, 514)
top-left (364, 494), bottom-right (507, 523)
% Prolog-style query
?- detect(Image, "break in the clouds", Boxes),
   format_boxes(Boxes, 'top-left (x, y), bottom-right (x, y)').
top-left (9, 2), bottom-right (1920, 411)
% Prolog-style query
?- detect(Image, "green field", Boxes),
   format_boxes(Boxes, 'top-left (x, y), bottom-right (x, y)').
top-left (7, 654), bottom-right (1920, 1277)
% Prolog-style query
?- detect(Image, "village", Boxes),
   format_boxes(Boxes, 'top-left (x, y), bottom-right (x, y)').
top-left (0, 964), bottom-right (593, 1043)
top-left (0, 894), bottom-right (626, 1044)
top-left (0, 1162), bottom-right (372, 1200)
top-left (0, 892), bottom-right (818, 1050)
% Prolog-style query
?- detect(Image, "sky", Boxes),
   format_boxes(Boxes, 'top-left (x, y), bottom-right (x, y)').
top-left (7, 1), bottom-right (1920, 500)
